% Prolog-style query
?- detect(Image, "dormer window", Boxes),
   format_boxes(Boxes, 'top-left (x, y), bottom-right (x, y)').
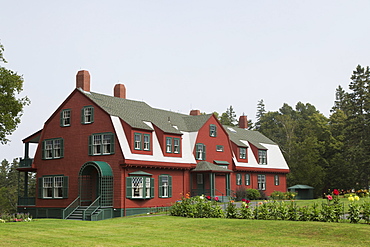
top-left (173, 138), bottom-right (180, 154)
top-left (258, 150), bottom-right (267, 164)
top-left (239, 147), bottom-right (247, 159)
top-left (166, 137), bottom-right (172, 153)
top-left (134, 133), bottom-right (142, 150)
top-left (143, 134), bottom-right (150, 151)
top-left (209, 124), bottom-right (217, 137)
top-left (81, 106), bottom-right (94, 124)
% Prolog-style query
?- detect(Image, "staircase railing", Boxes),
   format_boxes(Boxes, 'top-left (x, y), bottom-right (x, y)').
top-left (83, 196), bottom-right (100, 221)
top-left (63, 196), bottom-right (80, 219)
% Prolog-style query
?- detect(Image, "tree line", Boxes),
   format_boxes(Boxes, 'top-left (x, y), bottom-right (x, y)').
top-left (223, 64), bottom-right (370, 197)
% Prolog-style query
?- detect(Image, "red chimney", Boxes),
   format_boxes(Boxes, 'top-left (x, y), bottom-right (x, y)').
top-left (114, 84), bottom-right (126, 99)
top-left (76, 70), bottom-right (90, 92)
top-left (239, 115), bottom-right (248, 129)
top-left (190, 110), bottom-right (201, 116)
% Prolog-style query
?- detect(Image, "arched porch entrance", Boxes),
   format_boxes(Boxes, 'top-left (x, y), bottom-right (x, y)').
top-left (78, 161), bottom-right (114, 207)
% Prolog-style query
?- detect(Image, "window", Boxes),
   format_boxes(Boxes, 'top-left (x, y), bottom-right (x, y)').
top-left (196, 143), bottom-right (206, 160)
top-left (216, 145), bottom-right (224, 152)
top-left (257, 174), bottom-right (266, 190)
top-left (245, 174), bottom-right (250, 186)
top-left (38, 175), bottom-right (68, 199)
top-left (239, 147), bottom-right (247, 159)
top-left (60, 109), bottom-right (71, 127)
top-left (274, 175), bottom-right (280, 186)
top-left (173, 138), bottom-right (180, 154)
top-left (81, 106), bottom-right (94, 124)
top-left (42, 138), bottom-right (64, 159)
top-left (126, 176), bottom-right (154, 199)
top-left (236, 173), bottom-right (242, 185)
top-left (166, 137), bottom-right (172, 153)
top-left (258, 150), bottom-right (267, 164)
top-left (143, 134), bottom-right (150, 151)
top-left (159, 175), bottom-right (172, 198)
top-left (89, 133), bottom-right (115, 155)
top-left (209, 124), bottom-right (217, 137)
top-left (134, 133), bottom-right (142, 150)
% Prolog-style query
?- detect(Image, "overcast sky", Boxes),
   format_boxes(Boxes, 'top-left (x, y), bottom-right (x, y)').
top-left (2, 0), bottom-right (370, 162)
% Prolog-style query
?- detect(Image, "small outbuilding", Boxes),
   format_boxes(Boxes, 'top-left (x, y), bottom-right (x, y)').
top-left (288, 184), bottom-right (314, 200)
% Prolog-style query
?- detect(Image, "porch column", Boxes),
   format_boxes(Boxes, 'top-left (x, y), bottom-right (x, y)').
top-left (24, 142), bottom-right (30, 159)
top-left (209, 173), bottom-right (215, 197)
top-left (24, 171), bottom-right (28, 197)
top-left (226, 173), bottom-right (230, 196)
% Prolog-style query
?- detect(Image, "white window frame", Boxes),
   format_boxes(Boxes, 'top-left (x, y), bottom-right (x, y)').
top-left (143, 134), bottom-right (150, 151)
top-left (61, 109), bottom-right (71, 127)
top-left (166, 137), bottom-right (172, 153)
top-left (132, 177), bottom-right (144, 198)
top-left (173, 138), bottom-right (180, 154)
top-left (84, 107), bottom-right (93, 123)
top-left (134, 133), bottom-right (142, 150)
top-left (274, 175), bottom-right (280, 186)
top-left (239, 147), bottom-right (246, 159)
top-left (258, 174), bottom-right (266, 190)
top-left (43, 177), bottom-right (53, 198)
top-left (236, 173), bottom-right (242, 185)
top-left (245, 174), bottom-right (250, 186)
top-left (258, 150), bottom-right (267, 164)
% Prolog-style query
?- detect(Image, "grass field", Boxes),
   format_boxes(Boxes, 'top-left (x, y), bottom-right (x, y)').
top-left (1, 215), bottom-right (369, 246)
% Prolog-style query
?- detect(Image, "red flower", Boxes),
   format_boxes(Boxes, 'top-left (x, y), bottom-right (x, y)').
top-left (327, 195), bottom-right (333, 200)
top-left (241, 198), bottom-right (246, 202)
top-left (214, 196), bottom-right (219, 201)
top-left (333, 189), bottom-right (339, 196)
top-left (206, 196), bottom-right (211, 200)
top-left (246, 200), bottom-right (251, 204)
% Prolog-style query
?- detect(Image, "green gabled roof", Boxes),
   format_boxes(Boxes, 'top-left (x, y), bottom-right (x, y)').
top-left (192, 161), bottom-right (232, 172)
top-left (81, 90), bottom-right (211, 134)
top-left (223, 125), bottom-right (276, 149)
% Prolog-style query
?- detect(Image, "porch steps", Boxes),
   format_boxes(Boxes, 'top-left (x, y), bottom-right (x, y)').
top-left (66, 206), bottom-right (88, 220)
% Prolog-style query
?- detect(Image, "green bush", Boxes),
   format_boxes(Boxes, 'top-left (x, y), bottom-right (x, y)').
top-left (235, 187), bottom-right (248, 201)
top-left (246, 189), bottom-right (260, 200)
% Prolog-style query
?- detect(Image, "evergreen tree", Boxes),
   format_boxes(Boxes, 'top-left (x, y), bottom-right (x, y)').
top-left (220, 106), bottom-right (237, 126)
top-left (255, 99), bottom-right (266, 130)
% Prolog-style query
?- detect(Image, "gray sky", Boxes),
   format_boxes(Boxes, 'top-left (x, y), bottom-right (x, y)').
top-left (2, 0), bottom-right (370, 162)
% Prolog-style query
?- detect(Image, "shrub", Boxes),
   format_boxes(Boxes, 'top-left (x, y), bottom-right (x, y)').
top-left (270, 191), bottom-right (285, 200)
top-left (225, 201), bottom-right (238, 219)
top-left (235, 187), bottom-right (248, 201)
top-left (246, 189), bottom-right (260, 200)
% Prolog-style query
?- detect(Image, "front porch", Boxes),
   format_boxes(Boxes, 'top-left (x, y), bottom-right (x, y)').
top-left (191, 161), bottom-right (232, 201)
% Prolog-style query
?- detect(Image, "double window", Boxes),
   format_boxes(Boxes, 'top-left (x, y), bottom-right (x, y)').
top-left (239, 147), bottom-right (247, 159)
top-left (81, 106), bottom-right (94, 124)
top-left (209, 124), bottom-right (217, 137)
top-left (42, 138), bottom-right (64, 159)
top-left (166, 137), bottom-right (181, 154)
top-left (257, 174), bottom-right (266, 190)
top-left (126, 176), bottom-right (154, 199)
top-left (89, 133), bottom-right (115, 155)
top-left (258, 150), bottom-right (267, 164)
top-left (159, 175), bottom-right (172, 198)
top-left (60, 109), bottom-right (71, 127)
top-left (134, 133), bottom-right (151, 151)
top-left (195, 143), bottom-right (206, 160)
top-left (38, 175), bottom-right (68, 199)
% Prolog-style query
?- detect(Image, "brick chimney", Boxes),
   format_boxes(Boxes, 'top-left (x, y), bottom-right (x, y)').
top-left (239, 115), bottom-right (248, 129)
top-left (114, 84), bottom-right (126, 99)
top-left (190, 110), bottom-right (201, 116)
top-left (76, 70), bottom-right (90, 92)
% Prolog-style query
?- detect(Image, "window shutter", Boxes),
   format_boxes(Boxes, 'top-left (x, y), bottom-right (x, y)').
top-left (215, 125), bottom-right (217, 137)
top-left (90, 107), bottom-right (94, 123)
top-left (38, 177), bottom-right (43, 199)
top-left (126, 177), bottom-right (132, 199)
top-left (158, 175), bottom-right (163, 198)
top-left (60, 139), bottom-right (64, 158)
top-left (150, 178), bottom-right (154, 198)
top-left (81, 108), bottom-right (84, 124)
top-left (88, 135), bottom-right (93, 155)
top-left (110, 133), bottom-right (115, 154)
top-left (42, 141), bottom-right (46, 160)
top-left (63, 176), bottom-right (69, 198)
top-left (203, 144), bottom-right (206, 160)
top-left (60, 111), bottom-right (63, 127)
top-left (168, 175), bottom-right (172, 198)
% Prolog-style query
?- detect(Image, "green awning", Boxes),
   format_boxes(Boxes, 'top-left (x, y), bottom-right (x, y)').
top-left (83, 161), bottom-right (113, 177)
top-left (214, 160), bottom-right (230, 165)
top-left (129, 171), bottom-right (153, 176)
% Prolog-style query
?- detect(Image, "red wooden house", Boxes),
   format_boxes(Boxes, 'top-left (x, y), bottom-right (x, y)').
top-left (17, 70), bottom-right (289, 220)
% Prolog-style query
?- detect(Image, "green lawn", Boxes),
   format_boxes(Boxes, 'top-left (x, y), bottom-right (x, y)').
top-left (1, 215), bottom-right (369, 246)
